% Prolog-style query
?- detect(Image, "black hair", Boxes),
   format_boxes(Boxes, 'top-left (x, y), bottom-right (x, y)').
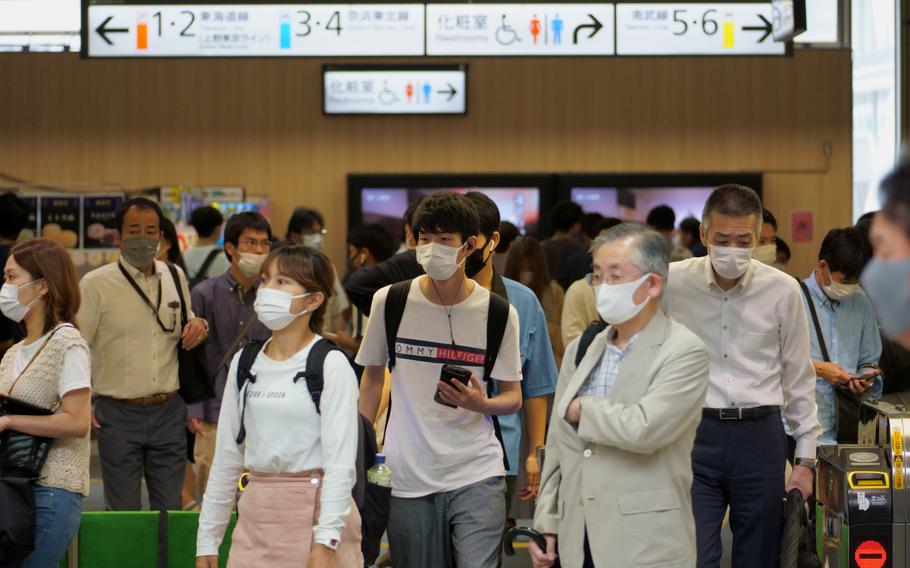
top-left (855, 211), bottom-right (876, 244)
top-left (819, 227), bottom-right (872, 281)
top-left (702, 184), bottom-right (763, 230)
top-left (593, 217), bottom-right (623, 237)
top-left (464, 191), bottom-right (501, 238)
top-left (880, 158), bottom-right (910, 238)
top-left (497, 221), bottom-right (520, 252)
top-left (189, 205), bottom-right (224, 239)
top-left (580, 212), bottom-right (605, 240)
top-left (159, 217), bottom-right (187, 273)
top-left (762, 208), bottom-right (778, 232)
top-left (0, 192), bottom-right (29, 240)
top-left (347, 223), bottom-right (396, 263)
top-left (776, 237), bottom-right (791, 262)
top-left (224, 212), bottom-right (272, 261)
top-left (403, 195), bottom-right (426, 227)
top-left (679, 216), bottom-right (700, 238)
top-left (114, 197), bottom-right (164, 234)
top-left (412, 192), bottom-right (479, 243)
top-left (549, 200), bottom-right (584, 233)
top-left (286, 207), bottom-right (325, 238)
top-left (646, 205), bottom-right (676, 232)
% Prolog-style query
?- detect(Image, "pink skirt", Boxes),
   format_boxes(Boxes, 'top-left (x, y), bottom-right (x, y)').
top-left (227, 472), bottom-right (363, 568)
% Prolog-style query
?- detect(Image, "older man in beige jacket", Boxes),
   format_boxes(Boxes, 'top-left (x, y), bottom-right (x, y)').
top-left (531, 223), bottom-right (709, 568)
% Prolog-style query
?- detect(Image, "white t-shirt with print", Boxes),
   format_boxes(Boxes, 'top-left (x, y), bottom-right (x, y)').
top-left (356, 277), bottom-right (522, 498)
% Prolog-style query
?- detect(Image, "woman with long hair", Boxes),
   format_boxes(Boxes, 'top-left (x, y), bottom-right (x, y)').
top-left (196, 245), bottom-right (362, 568)
top-left (0, 238), bottom-right (91, 567)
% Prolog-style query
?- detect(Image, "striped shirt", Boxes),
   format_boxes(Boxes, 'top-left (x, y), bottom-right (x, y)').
top-left (577, 330), bottom-right (640, 397)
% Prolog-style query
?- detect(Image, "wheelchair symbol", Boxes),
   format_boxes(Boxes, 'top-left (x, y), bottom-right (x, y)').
top-left (379, 81), bottom-right (399, 105)
top-left (495, 14), bottom-right (522, 46)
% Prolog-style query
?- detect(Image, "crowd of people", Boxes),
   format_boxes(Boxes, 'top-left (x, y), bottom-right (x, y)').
top-left (2, 159), bottom-right (910, 567)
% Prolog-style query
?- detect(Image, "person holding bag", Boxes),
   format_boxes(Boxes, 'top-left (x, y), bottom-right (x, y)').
top-left (0, 238), bottom-right (91, 567)
top-left (196, 245), bottom-right (362, 568)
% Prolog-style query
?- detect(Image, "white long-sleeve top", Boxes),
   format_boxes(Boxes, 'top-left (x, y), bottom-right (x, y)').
top-left (196, 336), bottom-right (359, 556)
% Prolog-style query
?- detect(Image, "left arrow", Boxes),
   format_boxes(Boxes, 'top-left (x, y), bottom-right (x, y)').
top-left (96, 16), bottom-right (129, 46)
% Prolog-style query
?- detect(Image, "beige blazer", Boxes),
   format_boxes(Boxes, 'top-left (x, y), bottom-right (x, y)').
top-left (534, 310), bottom-right (709, 568)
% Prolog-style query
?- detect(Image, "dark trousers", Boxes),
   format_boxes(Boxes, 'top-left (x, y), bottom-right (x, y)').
top-left (692, 413), bottom-right (787, 568)
top-left (94, 395), bottom-right (187, 512)
top-left (583, 529), bottom-right (595, 568)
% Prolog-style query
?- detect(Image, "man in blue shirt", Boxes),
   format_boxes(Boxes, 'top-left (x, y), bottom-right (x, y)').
top-left (798, 227), bottom-right (882, 447)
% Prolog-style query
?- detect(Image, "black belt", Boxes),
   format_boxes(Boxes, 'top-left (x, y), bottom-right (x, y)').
top-left (702, 406), bottom-right (780, 421)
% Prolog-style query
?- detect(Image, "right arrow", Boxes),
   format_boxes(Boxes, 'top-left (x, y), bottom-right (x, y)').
top-left (437, 83), bottom-right (457, 102)
top-left (572, 14), bottom-right (603, 45)
top-left (741, 14), bottom-right (772, 43)
top-left (95, 16), bottom-right (129, 46)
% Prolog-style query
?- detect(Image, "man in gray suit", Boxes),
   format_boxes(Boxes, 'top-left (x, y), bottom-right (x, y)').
top-left (530, 223), bottom-right (709, 568)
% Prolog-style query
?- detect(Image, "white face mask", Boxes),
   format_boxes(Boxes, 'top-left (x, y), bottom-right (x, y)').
top-left (751, 244), bottom-right (777, 266)
top-left (253, 288), bottom-right (312, 331)
top-left (519, 271), bottom-right (534, 286)
top-left (709, 245), bottom-right (754, 280)
top-left (0, 280), bottom-right (43, 323)
top-left (821, 267), bottom-right (858, 300)
top-left (416, 242), bottom-right (466, 281)
top-left (302, 233), bottom-right (325, 251)
top-left (595, 274), bottom-right (651, 325)
top-left (237, 252), bottom-right (267, 278)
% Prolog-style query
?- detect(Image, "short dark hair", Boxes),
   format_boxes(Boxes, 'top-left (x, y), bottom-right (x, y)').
top-left (347, 223), bottom-right (396, 263)
top-left (114, 197), bottom-right (164, 234)
top-left (702, 184), bottom-right (763, 232)
top-left (762, 208), bottom-right (778, 232)
top-left (189, 206), bottom-right (224, 239)
top-left (286, 207), bottom-right (325, 238)
top-left (646, 205), bottom-right (676, 232)
top-left (880, 158), bottom-right (910, 238)
top-left (412, 192), bottom-right (479, 243)
top-left (679, 216), bottom-right (700, 238)
top-left (550, 200), bottom-right (584, 233)
top-left (224, 212), bottom-right (272, 261)
top-left (404, 196), bottom-right (426, 227)
top-left (497, 221), bottom-right (520, 252)
top-left (776, 237), bottom-right (792, 262)
top-left (594, 217), bottom-right (623, 237)
top-left (0, 192), bottom-right (29, 240)
top-left (159, 217), bottom-right (187, 272)
top-left (465, 191), bottom-right (501, 238)
top-left (855, 211), bottom-right (876, 244)
top-left (580, 212), bottom-right (605, 240)
top-left (819, 227), bottom-right (872, 280)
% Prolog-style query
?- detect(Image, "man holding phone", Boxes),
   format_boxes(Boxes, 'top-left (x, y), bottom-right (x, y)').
top-left (357, 192), bottom-right (523, 568)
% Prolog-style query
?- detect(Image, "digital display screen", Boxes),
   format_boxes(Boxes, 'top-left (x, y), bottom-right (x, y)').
top-left (570, 186), bottom-right (715, 225)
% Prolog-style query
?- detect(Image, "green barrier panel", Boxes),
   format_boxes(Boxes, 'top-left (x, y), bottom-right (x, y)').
top-left (167, 511), bottom-right (237, 568)
top-left (78, 511), bottom-right (159, 568)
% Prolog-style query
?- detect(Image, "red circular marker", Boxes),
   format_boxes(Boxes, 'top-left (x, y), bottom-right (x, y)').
top-left (854, 540), bottom-right (887, 568)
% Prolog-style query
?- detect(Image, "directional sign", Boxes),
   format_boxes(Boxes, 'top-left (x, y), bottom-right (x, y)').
top-left (85, 4), bottom-right (425, 57)
top-left (616, 3), bottom-right (786, 55)
top-left (324, 67), bottom-right (467, 114)
top-left (426, 4), bottom-right (615, 56)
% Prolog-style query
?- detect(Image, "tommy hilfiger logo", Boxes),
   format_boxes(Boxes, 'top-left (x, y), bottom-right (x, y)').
top-left (395, 338), bottom-right (486, 366)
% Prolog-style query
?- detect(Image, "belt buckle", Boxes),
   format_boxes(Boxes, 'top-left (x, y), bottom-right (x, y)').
top-left (719, 408), bottom-right (742, 420)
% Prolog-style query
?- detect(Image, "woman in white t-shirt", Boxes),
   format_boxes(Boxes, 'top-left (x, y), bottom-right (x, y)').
top-left (196, 245), bottom-right (362, 568)
top-left (0, 238), bottom-right (92, 568)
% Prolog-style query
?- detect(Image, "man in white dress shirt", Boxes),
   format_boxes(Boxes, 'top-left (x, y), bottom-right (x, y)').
top-left (664, 184), bottom-right (821, 568)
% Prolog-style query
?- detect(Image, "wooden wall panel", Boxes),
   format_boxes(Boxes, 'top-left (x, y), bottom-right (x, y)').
top-left (0, 50), bottom-right (852, 275)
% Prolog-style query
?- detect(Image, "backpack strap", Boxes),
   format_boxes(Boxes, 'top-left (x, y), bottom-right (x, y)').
top-left (384, 280), bottom-right (413, 369)
top-left (292, 338), bottom-right (342, 414)
top-left (192, 248), bottom-right (224, 287)
top-left (575, 319), bottom-right (608, 367)
top-left (796, 278), bottom-right (830, 362)
top-left (484, 292), bottom-right (512, 472)
top-left (235, 339), bottom-right (267, 444)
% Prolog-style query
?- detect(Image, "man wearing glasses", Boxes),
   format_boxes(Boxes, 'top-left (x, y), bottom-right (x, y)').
top-left (187, 212), bottom-right (274, 497)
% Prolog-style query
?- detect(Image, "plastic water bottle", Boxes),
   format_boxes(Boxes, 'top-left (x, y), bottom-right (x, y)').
top-left (367, 454), bottom-right (392, 488)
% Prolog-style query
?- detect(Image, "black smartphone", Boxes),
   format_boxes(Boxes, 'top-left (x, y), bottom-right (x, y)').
top-left (434, 364), bottom-right (473, 408)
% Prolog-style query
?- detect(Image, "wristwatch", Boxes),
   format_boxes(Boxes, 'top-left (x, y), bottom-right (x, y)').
top-left (795, 458), bottom-right (817, 472)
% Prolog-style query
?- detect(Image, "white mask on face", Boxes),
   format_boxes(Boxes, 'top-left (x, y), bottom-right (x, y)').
top-left (751, 244), bottom-right (777, 266)
top-left (416, 242), bottom-right (467, 281)
top-left (0, 279), bottom-right (43, 323)
top-left (253, 288), bottom-right (312, 331)
top-left (302, 233), bottom-right (325, 251)
top-left (709, 245), bottom-right (754, 280)
top-left (595, 274), bottom-right (651, 325)
top-left (821, 267), bottom-right (858, 300)
top-left (237, 252), bottom-right (267, 278)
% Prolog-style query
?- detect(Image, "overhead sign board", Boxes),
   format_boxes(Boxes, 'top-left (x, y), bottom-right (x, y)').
top-left (615, 3), bottom-right (786, 55)
top-left (324, 66), bottom-right (467, 115)
top-left (425, 4), bottom-right (615, 56)
top-left (84, 3), bottom-right (425, 57)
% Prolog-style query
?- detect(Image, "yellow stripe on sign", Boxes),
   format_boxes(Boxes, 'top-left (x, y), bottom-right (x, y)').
top-left (894, 431), bottom-right (904, 454)
top-left (896, 457), bottom-right (905, 490)
top-left (723, 21), bottom-right (734, 48)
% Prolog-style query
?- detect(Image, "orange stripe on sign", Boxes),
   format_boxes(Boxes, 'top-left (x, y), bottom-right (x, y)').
top-left (137, 23), bottom-right (148, 49)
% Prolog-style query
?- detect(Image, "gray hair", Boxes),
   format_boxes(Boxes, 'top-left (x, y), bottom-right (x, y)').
top-left (591, 222), bottom-right (669, 282)
top-left (701, 184), bottom-right (763, 234)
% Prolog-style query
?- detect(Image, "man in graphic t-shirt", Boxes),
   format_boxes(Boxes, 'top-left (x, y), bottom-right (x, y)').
top-left (357, 192), bottom-right (523, 568)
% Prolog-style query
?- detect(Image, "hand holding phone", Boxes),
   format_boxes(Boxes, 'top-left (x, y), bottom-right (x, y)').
top-left (434, 364), bottom-right (473, 408)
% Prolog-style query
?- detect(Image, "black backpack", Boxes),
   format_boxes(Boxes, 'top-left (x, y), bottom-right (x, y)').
top-left (383, 279), bottom-right (511, 470)
top-left (189, 248), bottom-right (224, 289)
top-left (234, 338), bottom-right (375, 509)
top-left (574, 319), bottom-right (608, 367)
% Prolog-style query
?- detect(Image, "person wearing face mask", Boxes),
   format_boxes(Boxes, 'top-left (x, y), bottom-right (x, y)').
top-left (0, 239), bottom-right (91, 568)
top-left (794, 227), bottom-right (881, 449)
top-left (196, 245), bottom-right (362, 568)
top-left (357, 192), bottom-right (523, 568)
top-left (664, 185), bottom-right (821, 568)
top-left (184, 206), bottom-right (230, 285)
top-left (750, 208), bottom-right (780, 268)
top-left (529, 224), bottom-right (709, 568)
top-left (186, 212), bottom-right (273, 502)
top-left (77, 197), bottom-right (209, 520)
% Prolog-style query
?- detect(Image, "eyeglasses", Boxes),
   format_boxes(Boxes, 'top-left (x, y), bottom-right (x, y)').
top-left (239, 238), bottom-right (271, 250)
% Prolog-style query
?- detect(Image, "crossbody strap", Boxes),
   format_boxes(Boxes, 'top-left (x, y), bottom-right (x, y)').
top-left (8, 325), bottom-right (71, 410)
top-left (117, 262), bottom-right (173, 333)
top-left (797, 279), bottom-right (830, 362)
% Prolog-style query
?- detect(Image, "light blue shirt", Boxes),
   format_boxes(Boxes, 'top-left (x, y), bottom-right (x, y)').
top-left (800, 272), bottom-right (882, 445)
top-left (577, 331), bottom-right (639, 397)
top-left (493, 277), bottom-right (559, 476)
